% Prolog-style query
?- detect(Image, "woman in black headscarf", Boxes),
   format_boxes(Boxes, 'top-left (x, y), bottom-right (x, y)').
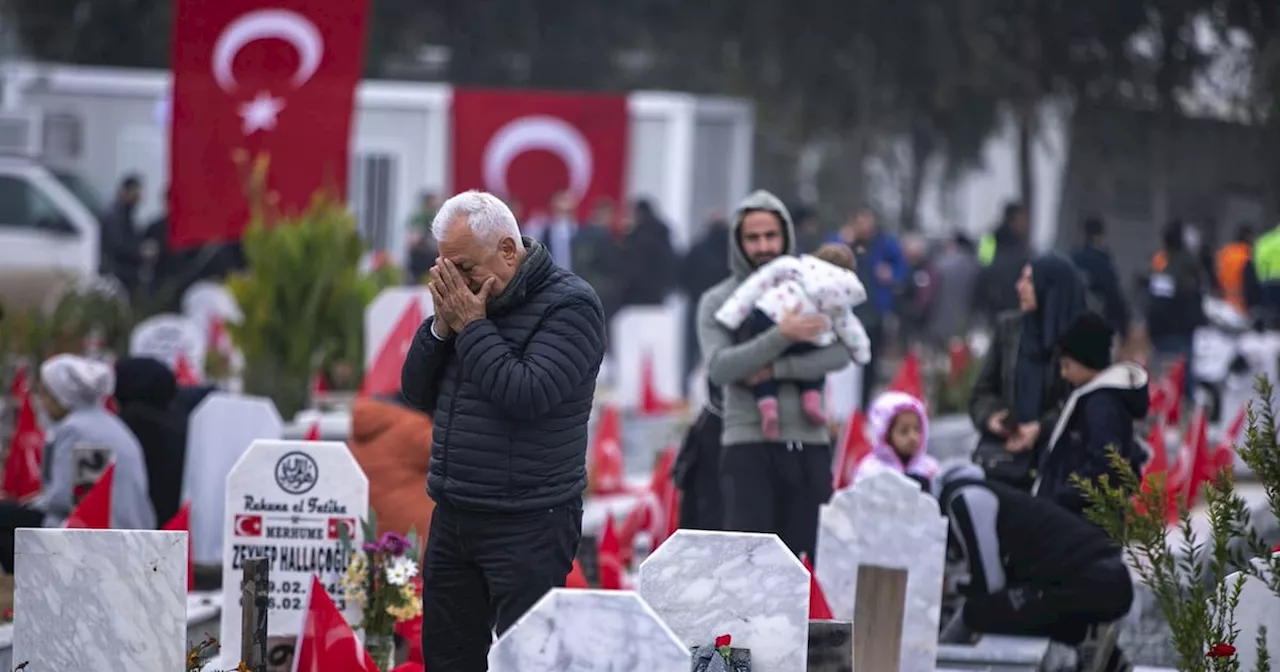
top-left (114, 356), bottom-right (188, 525)
top-left (969, 253), bottom-right (1087, 490)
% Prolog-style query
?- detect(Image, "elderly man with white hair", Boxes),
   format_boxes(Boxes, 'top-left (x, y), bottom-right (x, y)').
top-left (0, 354), bottom-right (155, 572)
top-left (400, 190), bottom-right (606, 670)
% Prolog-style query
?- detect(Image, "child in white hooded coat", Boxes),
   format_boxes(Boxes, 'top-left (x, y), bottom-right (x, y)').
top-left (853, 390), bottom-right (939, 485)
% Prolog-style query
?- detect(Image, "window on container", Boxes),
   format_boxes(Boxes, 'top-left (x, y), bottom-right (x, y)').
top-left (349, 153), bottom-right (396, 251)
top-left (42, 112), bottom-right (83, 162)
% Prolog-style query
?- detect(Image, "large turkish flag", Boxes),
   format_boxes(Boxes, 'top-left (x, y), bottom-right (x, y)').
top-left (169, 0), bottom-right (370, 248)
top-left (451, 89), bottom-right (628, 219)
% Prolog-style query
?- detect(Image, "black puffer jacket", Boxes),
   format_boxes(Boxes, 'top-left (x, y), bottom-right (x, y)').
top-left (401, 238), bottom-right (607, 512)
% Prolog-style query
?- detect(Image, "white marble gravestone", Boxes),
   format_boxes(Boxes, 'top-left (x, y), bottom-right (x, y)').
top-left (13, 529), bottom-right (187, 672)
top-left (129, 313), bottom-right (207, 373)
top-left (639, 530), bottom-right (809, 672)
top-left (1226, 551), bottom-right (1279, 670)
top-left (489, 589), bottom-right (689, 672)
top-left (815, 469), bottom-right (948, 672)
top-left (611, 303), bottom-right (683, 410)
top-left (218, 439), bottom-right (368, 665)
top-left (183, 393), bottom-right (283, 565)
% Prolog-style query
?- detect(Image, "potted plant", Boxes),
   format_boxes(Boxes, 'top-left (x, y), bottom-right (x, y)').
top-left (1077, 378), bottom-right (1280, 670)
top-left (224, 152), bottom-right (387, 416)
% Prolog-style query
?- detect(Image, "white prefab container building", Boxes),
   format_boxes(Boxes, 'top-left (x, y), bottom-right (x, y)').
top-left (0, 62), bottom-right (753, 259)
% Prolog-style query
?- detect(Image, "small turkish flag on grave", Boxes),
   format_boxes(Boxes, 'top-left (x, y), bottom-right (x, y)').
top-left (361, 300), bottom-right (425, 397)
top-left (831, 411), bottom-right (870, 490)
top-left (65, 464), bottom-right (114, 529)
top-left (587, 404), bottom-right (625, 495)
top-left (566, 558), bottom-right (590, 588)
top-left (3, 387), bottom-right (44, 501)
top-left (1134, 421), bottom-right (1170, 520)
top-left (1184, 405), bottom-right (1214, 508)
top-left (174, 353), bottom-right (202, 387)
top-left (294, 575), bottom-right (380, 672)
top-left (639, 352), bottom-right (677, 415)
top-left (162, 502), bottom-right (194, 591)
top-left (327, 517), bottom-right (356, 540)
top-left (395, 606), bottom-right (424, 665)
top-left (887, 349), bottom-right (924, 404)
top-left (1163, 358), bottom-right (1187, 426)
top-left (800, 553), bottom-right (833, 619)
top-left (233, 514), bottom-right (263, 537)
top-left (309, 371), bottom-right (329, 400)
top-left (597, 516), bottom-right (624, 590)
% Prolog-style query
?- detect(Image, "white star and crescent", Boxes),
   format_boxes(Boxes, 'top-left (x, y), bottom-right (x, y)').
top-left (481, 116), bottom-right (595, 202)
top-left (210, 8), bottom-right (325, 135)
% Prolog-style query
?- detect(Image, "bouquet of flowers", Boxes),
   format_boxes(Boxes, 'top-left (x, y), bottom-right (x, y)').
top-left (338, 513), bottom-right (423, 669)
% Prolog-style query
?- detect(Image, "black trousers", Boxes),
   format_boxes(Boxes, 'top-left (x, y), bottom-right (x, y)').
top-left (0, 501), bottom-right (45, 574)
top-left (720, 441), bottom-right (833, 561)
top-left (963, 555), bottom-right (1134, 645)
top-left (420, 499), bottom-right (582, 670)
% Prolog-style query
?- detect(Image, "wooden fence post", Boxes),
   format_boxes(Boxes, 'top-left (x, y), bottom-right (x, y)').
top-left (852, 564), bottom-right (908, 671)
top-left (241, 557), bottom-right (270, 672)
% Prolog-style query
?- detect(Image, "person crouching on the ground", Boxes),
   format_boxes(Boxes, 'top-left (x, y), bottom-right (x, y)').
top-left (401, 190), bottom-right (606, 671)
top-left (1030, 312), bottom-right (1149, 519)
top-left (713, 242), bottom-right (871, 438)
top-left (698, 190), bottom-right (853, 561)
top-left (0, 355), bottom-right (156, 572)
top-left (853, 390), bottom-right (939, 484)
top-left (932, 461), bottom-right (1135, 671)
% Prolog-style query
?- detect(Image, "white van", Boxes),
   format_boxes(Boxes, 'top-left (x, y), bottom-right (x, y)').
top-left (0, 152), bottom-right (102, 310)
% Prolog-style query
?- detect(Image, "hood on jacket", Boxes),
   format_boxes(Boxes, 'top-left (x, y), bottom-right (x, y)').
top-left (866, 391), bottom-right (933, 472)
top-left (1073, 361), bottom-right (1150, 419)
top-left (729, 190), bottom-right (795, 279)
top-left (113, 357), bottom-right (178, 409)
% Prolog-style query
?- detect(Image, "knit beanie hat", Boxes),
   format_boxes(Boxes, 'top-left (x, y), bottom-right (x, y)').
top-left (1055, 312), bottom-right (1114, 371)
top-left (40, 354), bottom-right (115, 410)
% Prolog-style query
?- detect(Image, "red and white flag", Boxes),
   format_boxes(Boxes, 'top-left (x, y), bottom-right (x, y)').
top-left (3, 387), bottom-right (44, 501)
top-left (293, 575), bottom-right (379, 672)
top-left (169, 0), bottom-right (370, 247)
top-left (65, 464), bottom-right (115, 530)
top-left (451, 89), bottom-right (628, 217)
top-left (360, 300), bottom-right (424, 397)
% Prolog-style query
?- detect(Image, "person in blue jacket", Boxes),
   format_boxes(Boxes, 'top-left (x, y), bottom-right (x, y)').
top-left (830, 206), bottom-right (907, 407)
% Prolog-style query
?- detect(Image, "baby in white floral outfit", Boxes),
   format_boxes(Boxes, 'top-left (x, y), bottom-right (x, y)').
top-left (714, 243), bottom-right (872, 438)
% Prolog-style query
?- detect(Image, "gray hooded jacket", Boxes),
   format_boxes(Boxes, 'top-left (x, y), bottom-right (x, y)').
top-left (695, 190), bottom-right (852, 446)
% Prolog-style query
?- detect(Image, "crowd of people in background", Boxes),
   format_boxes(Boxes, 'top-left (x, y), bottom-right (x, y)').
top-left (71, 174), bottom-right (1280, 671)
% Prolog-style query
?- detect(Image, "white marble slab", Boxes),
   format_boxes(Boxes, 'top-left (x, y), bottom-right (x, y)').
top-left (489, 589), bottom-right (688, 671)
top-left (936, 635), bottom-right (1052, 664)
top-left (183, 393), bottom-right (283, 565)
top-left (1227, 551), bottom-right (1279, 670)
top-left (638, 530), bottom-right (809, 672)
top-left (815, 470), bottom-right (948, 671)
top-left (13, 529), bottom-right (187, 672)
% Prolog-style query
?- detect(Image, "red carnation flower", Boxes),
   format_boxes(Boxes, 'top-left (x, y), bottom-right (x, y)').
top-left (715, 634), bottom-right (731, 649)
top-left (1207, 643), bottom-right (1236, 657)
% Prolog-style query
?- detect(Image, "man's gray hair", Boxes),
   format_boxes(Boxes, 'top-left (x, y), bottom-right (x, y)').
top-left (431, 190), bottom-right (525, 249)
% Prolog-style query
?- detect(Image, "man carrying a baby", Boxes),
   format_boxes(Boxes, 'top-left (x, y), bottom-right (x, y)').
top-left (696, 190), bottom-right (861, 561)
